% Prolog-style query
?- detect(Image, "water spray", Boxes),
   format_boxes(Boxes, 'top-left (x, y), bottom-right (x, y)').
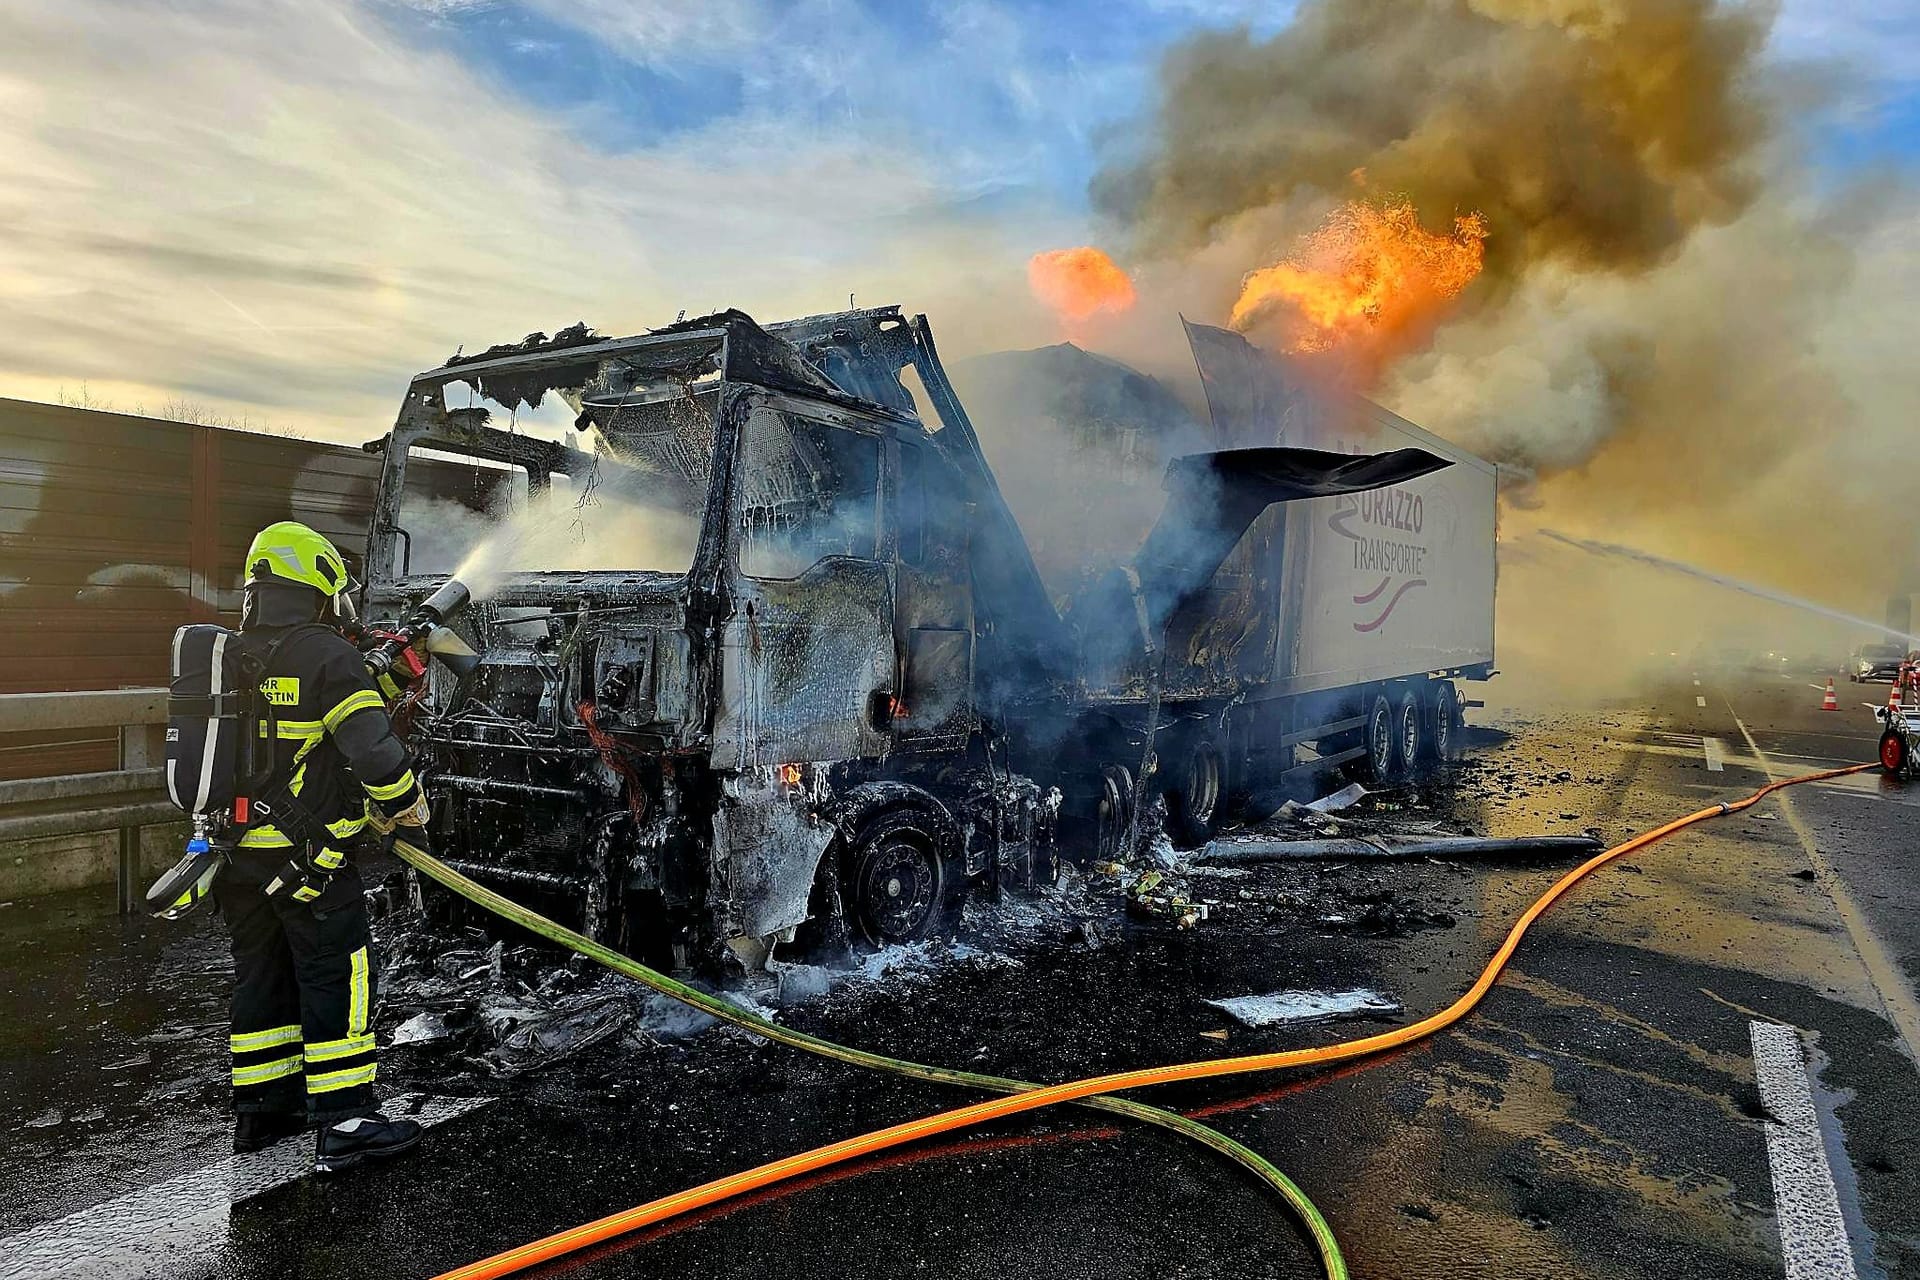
top-left (1541, 530), bottom-right (1920, 648)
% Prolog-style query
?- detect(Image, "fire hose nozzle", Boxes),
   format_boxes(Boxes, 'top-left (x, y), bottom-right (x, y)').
top-left (365, 578), bottom-right (478, 678)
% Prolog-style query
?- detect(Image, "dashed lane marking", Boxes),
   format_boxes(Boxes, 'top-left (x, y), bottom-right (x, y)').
top-left (1697, 695), bottom-right (1708, 707)
top-left (1731, 711), bottom-right (1920, 1065)
top-left (0, 1093), bottom-right (492, 1279)
top-left (1749, 1021), bottom-right (1858, 1280)
top-left (1703, 737), bottom-right (1726, 772)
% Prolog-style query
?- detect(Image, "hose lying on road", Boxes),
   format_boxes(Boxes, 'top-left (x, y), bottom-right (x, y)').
top-left (387, 835), bottom-right (1347, 1280)
top-left (405, 760), bottom-right (1874, 1280)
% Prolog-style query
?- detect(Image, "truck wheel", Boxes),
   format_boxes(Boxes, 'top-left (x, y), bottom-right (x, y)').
top-left (1166, 740), bottom-right (1224, 847)
top-left (1427, 681), bottom-right (1462, 762)
top-left (844, 808), bottom-right (965, 946)
top-left (1395, 688), bottom-right (1423, 777)
top-left (1880, 730), bottom-right (1908, 777)
top-left (1347, 692), bottom-right (1398, 785)
top-left (1095, 765), bottom-right (1135, 863)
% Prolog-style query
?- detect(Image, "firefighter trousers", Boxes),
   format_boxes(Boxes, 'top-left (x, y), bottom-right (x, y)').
top-left (215, 858), bottom-right (379, 1123)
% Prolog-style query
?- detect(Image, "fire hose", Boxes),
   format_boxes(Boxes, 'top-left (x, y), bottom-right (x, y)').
top-left (398, 760), bottom-right (1875, 1280)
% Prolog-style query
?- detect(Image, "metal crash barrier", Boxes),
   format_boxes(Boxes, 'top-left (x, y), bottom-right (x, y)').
top-left (0, 688), bottom-right (173, 911)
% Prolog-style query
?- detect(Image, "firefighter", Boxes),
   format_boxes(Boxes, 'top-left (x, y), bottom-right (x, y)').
top-left (217, 520), bottom-right (429, 1173)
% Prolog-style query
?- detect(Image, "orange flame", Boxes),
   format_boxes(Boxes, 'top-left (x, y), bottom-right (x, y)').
top-left (777, 763), bottom-right (802, 788)
top-left (1231, 198), bottom-right (1487, 372)
top-left (1028, 246), bottom-right (1137, 327)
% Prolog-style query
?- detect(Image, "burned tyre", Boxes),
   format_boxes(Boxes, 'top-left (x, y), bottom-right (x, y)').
top-left (1166, 740), bottom-right (1224, 848)
top-left (1880, 729), bottom-right (1908, 777)
top-left (844, 807), bottom-right (965, 946)
top-left (1094, 765), bottom-right (1135, 863)
top-left (1427, 681), bottom-right (1462, 763)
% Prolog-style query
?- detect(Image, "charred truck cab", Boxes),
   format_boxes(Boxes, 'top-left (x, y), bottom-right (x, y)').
top-left (362, 307), bottom-right (1491, 970)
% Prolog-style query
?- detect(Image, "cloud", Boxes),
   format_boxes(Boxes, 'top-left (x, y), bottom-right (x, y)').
top-left (0, 0), bottom-right (1051, 438)
top-left (521, 0), bottom-right (768, 65)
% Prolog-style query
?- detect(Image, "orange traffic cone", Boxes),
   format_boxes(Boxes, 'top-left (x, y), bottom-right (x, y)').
top-left (1891, 680), bottom-right (1903, 713)
top-left (1821, 678), bottom-right (1838, 711)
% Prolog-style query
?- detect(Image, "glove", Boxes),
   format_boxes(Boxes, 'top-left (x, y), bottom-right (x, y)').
top-left (368, 792), bottom-right (430, 836)
top-left (264, 844), bottom-right (345, 903)
top-left (369, 631), bottom-right (429, 701)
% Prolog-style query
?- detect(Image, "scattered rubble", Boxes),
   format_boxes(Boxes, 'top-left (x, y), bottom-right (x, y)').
top-left (1196, 834), bottom-right (1604, 864)
top-left (1205, 989), bottom-right (1402, 1028)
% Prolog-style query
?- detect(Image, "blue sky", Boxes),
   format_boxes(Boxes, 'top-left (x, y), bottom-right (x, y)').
top-left (0, 0), bottom-right (1914, 437)
top-left (375, 0), bottom-right (1303, 214)
top-left (383, 0), bottom-right (1917, 212)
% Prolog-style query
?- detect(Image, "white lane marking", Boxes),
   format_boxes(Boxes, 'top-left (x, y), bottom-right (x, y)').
top-left (1749, 1022), bottom-right (1858, 1280)
top-left (0, 1094), bottom-right (491, 1279)
top-left (1694, 679), bottom-right (1702, 687)
top-left (1697, 695), bottom-right (1708, 707)
top-left (1731, 712), bottom-right (1920, 1064)
top-left (1703, 737), bottom-right (1726, 772)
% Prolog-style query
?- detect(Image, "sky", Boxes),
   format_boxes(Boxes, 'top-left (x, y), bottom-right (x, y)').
top-left (0, 0), bottom-right (1914, 440)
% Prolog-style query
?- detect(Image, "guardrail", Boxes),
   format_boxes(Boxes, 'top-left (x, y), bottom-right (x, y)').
top-left (0, 689), bottom-right (173, 911)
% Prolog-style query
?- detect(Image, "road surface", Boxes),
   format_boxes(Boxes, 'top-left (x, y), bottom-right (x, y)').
top-left (2, 670), bottom-right (1917, 1280)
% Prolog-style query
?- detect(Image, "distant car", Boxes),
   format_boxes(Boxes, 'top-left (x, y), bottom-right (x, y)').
top-left (1849, 643), bottom-right (1907, 682)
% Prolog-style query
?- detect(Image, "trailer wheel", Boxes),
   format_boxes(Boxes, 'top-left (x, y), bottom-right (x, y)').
top-left (1427, 681), bottom-right (1462, 762)
top-left (1880, 730), bottom-right (1908, 777)
top-left (1166, 740), bottom-right (1224, 847)
top-left (844, 807), bottom-right (965, 946)
top-left (1349, 692), bottom-right (1398, 785)
top-left (1395, 688), bottom-right (1424, 776)
top-left (1094, 765), bottom-right (1135, 863)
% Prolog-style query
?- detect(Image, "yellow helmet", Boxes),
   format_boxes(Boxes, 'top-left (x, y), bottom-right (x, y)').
top-left (244, 521), bottom-right (349, 597)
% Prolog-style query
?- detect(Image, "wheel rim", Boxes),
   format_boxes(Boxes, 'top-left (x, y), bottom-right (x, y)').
top-left (1400, 701), bottom-right (1419, 764)
top-left (1187, 751), bottom-right (1220, 826)
top-left (1370, 704), bottom-right (1393, 775)
top-left (1882, 734), bottom-right (1905, 773)
top-left (858, 835), bottom-right (941, 941)
top-left (1434, 697), bottom-right (1454, 759)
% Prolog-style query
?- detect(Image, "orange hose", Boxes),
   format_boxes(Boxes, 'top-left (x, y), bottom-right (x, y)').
top-left (434, 761), bottom-right (1873, 1280)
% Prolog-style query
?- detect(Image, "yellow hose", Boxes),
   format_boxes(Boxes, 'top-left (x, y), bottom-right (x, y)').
top-left (419, 761), bottom-right (1873, 1280)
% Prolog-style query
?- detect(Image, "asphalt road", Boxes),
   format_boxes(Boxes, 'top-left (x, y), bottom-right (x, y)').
top-left (3, 670), bottom-right (1918, 1280)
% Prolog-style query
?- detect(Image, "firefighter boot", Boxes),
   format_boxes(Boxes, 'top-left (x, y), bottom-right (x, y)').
top-left (234, 1110), bottom-right (309, 1154)
top-left (313, 1112), bottom-right (424, 1175)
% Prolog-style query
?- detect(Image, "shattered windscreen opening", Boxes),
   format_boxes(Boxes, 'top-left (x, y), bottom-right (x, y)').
top-left (398, 356), bottom-right (720, 580)
top-left (736, 408), bottom-right (880, 579)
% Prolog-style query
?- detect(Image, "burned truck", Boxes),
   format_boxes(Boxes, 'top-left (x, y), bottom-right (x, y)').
top-left (360, 307), bottom-right (1495, 967)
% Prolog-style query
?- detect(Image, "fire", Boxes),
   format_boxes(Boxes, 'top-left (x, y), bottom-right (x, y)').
top-left (1230, 198), bottom-right (1487, 368)
top-left (1027, 246), bottom-right (1136, 327)
top-left (777, 763), bottom-right (802, 788)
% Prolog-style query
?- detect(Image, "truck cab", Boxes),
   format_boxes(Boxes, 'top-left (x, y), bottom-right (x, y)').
top-left (363, 308), bottom-right (1061, 968)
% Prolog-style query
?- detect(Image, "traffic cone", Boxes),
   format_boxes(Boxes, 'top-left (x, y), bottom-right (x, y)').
top-left (1821, 678), bottom-right (1838, 711)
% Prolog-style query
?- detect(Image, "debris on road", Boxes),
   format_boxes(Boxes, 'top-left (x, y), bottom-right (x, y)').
top-left (1205, 989), bottom-right (1402, 1028)
top-left (390, 1012), bottom-right (453, 1047)
top-left (1196, 834), bottom-right (1603, 864)
top-left (1123, 869), bottom-right (1210, 929)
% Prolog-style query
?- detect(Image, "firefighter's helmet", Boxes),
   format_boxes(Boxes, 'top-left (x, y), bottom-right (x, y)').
top-left (244, 521), bottom-right (349, 596)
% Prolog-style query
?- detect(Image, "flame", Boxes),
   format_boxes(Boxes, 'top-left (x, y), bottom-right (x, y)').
top-left (777, 763), bottom-right (802, 788)
top-left (1230, 198), bottom-right (1487, 370)
top-left (1028, 246), bottom-right (1137, 328)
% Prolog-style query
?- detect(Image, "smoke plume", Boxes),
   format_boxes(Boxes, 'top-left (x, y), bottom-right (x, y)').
top-left (1093, 0), bottom-right (1920, 667)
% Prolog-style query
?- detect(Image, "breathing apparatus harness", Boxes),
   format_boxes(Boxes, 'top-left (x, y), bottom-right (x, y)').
top-left (148, 621), bottom-right (345, 918)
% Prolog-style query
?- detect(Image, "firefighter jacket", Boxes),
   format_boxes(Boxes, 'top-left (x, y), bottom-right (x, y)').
top-left (232, 623), bottom-right (421, 873)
